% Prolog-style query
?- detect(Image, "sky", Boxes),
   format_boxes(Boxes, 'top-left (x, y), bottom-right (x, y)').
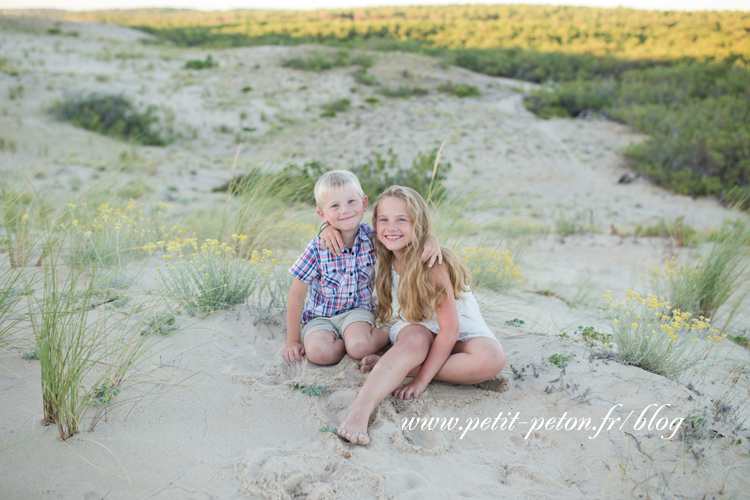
top-left (1, 0), bottom-right (747, 12)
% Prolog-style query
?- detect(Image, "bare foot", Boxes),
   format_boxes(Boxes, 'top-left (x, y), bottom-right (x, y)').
top-left (337, 408), bottom-right (371, 445)
top-left (360, 354), bottom-right (381, 374)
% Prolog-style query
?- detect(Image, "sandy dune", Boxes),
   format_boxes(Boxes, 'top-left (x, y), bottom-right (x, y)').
top-left (1, 17), bottom-right (748, 499)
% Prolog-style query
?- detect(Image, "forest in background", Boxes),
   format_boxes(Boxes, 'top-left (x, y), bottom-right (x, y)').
top-left (32, 5), bottom-right (750, 207)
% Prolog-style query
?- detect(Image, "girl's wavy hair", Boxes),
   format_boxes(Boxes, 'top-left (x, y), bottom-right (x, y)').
top-left (372, 185), bottom-right (471, 325)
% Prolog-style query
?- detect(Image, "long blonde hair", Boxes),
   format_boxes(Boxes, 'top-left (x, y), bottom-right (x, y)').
top-left (372, 186), bottom-right (471, 325)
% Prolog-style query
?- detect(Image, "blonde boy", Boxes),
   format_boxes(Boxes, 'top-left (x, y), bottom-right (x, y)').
top-left (283, 171), bottom-right (388, 365)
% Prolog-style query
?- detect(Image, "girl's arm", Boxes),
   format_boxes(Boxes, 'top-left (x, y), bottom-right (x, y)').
top-left (393, 265), bottom-right (459, 399)
top-left (320, 223), bottom-right (442, 267)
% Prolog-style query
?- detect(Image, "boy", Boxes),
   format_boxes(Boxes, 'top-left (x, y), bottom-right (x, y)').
top-left (283, 171), bottom-right (440, 366)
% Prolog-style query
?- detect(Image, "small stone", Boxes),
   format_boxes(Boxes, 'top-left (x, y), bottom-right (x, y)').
top-left (343, 451), bottom-right (351, 458)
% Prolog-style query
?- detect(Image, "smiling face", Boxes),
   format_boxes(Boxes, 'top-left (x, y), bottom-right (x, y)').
top-left (317, 186), bottom-right (368, 234)
top-left (374, 196), bottom-right (413, 259)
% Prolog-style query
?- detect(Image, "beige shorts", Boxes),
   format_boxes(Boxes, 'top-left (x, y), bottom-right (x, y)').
top-left (301, 308), bottom-right (374, 343)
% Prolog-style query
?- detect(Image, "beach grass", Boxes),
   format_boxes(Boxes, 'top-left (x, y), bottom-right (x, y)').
top-left (647, 219), bottom-right (750, 325)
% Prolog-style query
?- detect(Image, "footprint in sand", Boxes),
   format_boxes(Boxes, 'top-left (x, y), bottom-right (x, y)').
top-left (236, 449), bottom-right (386, 498)
top-left (475, 376), bottom-right (510, 393)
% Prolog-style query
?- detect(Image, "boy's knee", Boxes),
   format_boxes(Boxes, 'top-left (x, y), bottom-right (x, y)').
top-left (306, 348), bottom-right (344, 365)
top-left (304, 331), bottom-right (345, 365)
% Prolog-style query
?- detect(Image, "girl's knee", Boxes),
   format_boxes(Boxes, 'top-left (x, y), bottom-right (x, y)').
top-left (476, 344), bottom-right (506, 378)
top-left (397, 330), bottom-right (432, 352)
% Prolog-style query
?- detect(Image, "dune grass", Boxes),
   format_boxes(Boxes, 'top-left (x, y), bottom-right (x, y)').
top-left (647, 219), bottom-right (750, 325)
top-left (28, 242), bottom-right (167, 440)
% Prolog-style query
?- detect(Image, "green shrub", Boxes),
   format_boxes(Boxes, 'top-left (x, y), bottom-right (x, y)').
top-left (184, 54), bottom-right (217, 70)
top-left (50, 93), bottom-right (166, 146)
top-left (284, 55), bottom-right (335, 71)
top-left (437, 82), bottom-right (481, 98)
top-left (320, 98), bottom-right (351, 117)
top-left (352, 68), bottom-right (377, 86)
top-left (283, 50), bottom-right (371, 72)
top-left (380, 85), bottom-right (414, 98)
top-left (353, 148), bottom-right (451, 202)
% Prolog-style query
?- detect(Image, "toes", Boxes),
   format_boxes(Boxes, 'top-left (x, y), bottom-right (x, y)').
top-left (355, 432), bottom-right (370, 445)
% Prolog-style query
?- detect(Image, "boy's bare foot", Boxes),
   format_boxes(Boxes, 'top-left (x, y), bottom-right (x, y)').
top-left (338, 410), bottom-right (370, 445)
top-left (360, 354), bottom-right (381, 374)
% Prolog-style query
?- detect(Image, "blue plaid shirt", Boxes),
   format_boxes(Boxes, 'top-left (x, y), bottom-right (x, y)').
top-left (289, 223), bottom-right (377, 324)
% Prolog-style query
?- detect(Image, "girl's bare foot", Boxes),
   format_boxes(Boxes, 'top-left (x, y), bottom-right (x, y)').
top-left (360, 354), bottom-right (381, 374)
top-left (338, 407), bottom-right (371, 445)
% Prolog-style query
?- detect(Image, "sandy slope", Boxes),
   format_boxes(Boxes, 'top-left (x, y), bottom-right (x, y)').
top-left (1, 17), bottom-right (749, 499)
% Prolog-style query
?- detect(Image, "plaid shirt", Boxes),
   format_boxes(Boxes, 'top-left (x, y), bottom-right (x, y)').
top-left (289, 223), bottom-right (377, 324)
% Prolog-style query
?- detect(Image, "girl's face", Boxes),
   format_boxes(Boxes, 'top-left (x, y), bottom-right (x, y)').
top-left (375, 196), bottom-right (413, 257)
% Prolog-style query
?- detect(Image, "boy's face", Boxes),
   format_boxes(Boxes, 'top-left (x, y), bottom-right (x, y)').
top-left (317, 186), bottom-right (367, 233)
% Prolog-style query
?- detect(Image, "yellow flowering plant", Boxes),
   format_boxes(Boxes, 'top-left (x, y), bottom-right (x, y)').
top-left (1, 183), bottom-right (52, 266)
top-left (147, 233), bottom-right (291, 316)
top-left (603, 289), bottom-right (726, 376)
top-left (65, 200), bottom-right (172, 267)
top-left (456, 247), bottom-right (524, 293)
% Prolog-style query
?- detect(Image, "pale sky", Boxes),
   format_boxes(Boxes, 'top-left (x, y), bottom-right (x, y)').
top-left (1, 0), bottom-right (748, 12)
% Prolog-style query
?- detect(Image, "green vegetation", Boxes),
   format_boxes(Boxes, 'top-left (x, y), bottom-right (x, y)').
top-left (380, 85), bottom-right (428, 98)
top-left (213, 162), bottom-right (325, 206)
top-left (139, 313), bottom-right (179, 336)
top-left (184, 54), bottom-right (217, 69)
top-left (320, 98), bottom-right (350, 117)
top-left (53, 6), bottom-right (749, 207)
top-left (457, 247), bottom-right (525, 293)
top-left (50, 93), bottom-right (166, 146)
top-left (437, 81), bottom-right (481, 98)
top-left (603, 290), bottom-right (725, 377)
top-left (352, 68), bottom-right (377, 86)
top-left (217, 148), bottom-right (450, 206)
top-left (292, 383), bottom-right (330, 396)
top-left (525, 64), bottom-right (750, 207)
top-left (549, 353), bottom-right (575, 369)
top-left (353, 148), bottom-right (450, 202)
top-left (635, 217), bottom-right (698, 247)
top-left (283, 49), bottom-right (371, 71)
top-left (647, 221), bottom-right (750, 321)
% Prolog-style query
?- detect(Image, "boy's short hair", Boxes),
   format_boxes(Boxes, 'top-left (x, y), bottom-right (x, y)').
top-left (314, 170), bottom-right (365, 210)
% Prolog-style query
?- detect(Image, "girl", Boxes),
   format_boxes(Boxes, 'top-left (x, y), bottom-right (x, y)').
top-left (338, 186), bottom-right (506, 445)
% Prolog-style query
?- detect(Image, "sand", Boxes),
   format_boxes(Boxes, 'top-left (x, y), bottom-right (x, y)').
top-left (1, 16), bottom-right (749, 499)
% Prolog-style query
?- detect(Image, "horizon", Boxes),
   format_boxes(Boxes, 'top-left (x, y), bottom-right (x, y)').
top-left (1, 1), bottom-right (748, 13)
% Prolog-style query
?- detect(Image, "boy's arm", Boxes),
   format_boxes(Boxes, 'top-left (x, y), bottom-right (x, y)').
top-left (421, 233), bottom-right (443, 268)
top-left (283, 278), bottom-right (309, 364)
